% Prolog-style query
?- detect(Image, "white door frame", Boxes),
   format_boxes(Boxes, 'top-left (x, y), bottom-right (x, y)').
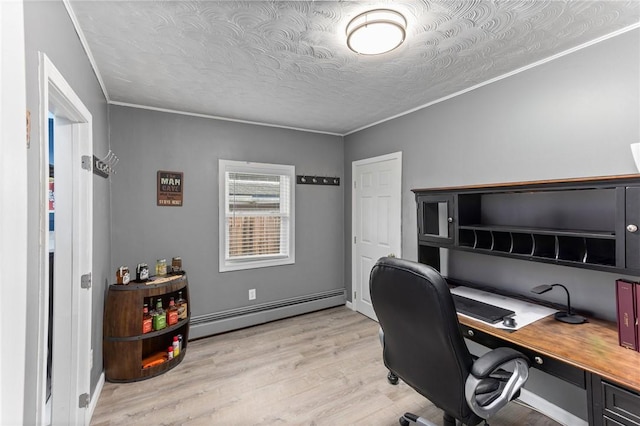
top-left (37, 53), bottom-right (93, 425)
top-left (351, 152), bottom-right (402, 317)
top-left (0, 1), bottom-right (28, 424)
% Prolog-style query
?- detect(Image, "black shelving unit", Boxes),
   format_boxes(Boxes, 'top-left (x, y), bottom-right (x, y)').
top-left (413, 174), bottom-right (640, 274)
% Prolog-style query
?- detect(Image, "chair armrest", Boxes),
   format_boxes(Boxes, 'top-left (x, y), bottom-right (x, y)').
top-left (465, 347), bottom-right (530, 419)
top-left (471, 347), bottom-right (530, 378)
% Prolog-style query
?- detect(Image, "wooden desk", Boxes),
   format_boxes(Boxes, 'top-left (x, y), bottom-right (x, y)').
top-left (457, 315), bottom-right (640, 426)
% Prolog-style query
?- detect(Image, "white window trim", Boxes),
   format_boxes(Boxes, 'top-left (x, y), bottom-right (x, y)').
top-left (219, 159), bottom-right (295, 272)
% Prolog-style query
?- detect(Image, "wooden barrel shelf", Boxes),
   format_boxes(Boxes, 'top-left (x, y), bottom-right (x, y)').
top-left (103, 272), bottom-right (190, 382)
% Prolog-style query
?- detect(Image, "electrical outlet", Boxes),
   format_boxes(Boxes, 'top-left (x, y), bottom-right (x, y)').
top-left (249, 289), bottom-right (256, 300)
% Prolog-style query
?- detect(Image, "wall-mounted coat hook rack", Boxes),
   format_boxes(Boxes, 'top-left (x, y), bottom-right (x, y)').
top-left (93, 150), bottom-right (119, 178)
top-left (297, 175), bottom-right (340, 186)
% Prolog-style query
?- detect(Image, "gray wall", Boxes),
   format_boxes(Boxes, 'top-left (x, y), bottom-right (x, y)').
top-left (23, 1), bottom-right (111, 421)
top-left (109, 106), bottom-right (344, 327)
top-left (345, 28), bottom-right (640, 317)
top-left (344, 28), bottom-right (640, 421)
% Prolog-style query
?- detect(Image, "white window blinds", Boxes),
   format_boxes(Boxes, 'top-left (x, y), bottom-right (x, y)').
top-left (219, 160), bottom-right (295, 272)
top-left (226, 172), bottom-right (290, 259)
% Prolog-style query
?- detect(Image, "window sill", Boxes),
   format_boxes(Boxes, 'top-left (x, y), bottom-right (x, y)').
top-left (219, 257), bottom-right (295, 272)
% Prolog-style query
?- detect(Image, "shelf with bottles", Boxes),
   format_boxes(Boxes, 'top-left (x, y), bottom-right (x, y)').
top-left (104, 275), bottom-right (188, 338)
top-left (140, 331), bottom-right (185, 371)
top-left (141, 292), bottom-right (189, 336)
top-left (103, 271), bottom-right (190, 382)
top-left (112, 316), bottom-right (189, 342)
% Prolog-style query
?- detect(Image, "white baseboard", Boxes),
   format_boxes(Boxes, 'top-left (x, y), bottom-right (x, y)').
top-left (345, 300), bottom-right (354, 310)
top-left (87, 372), bottom-right (104, 425)
top-left (517, 388), bottom-right (587, 426)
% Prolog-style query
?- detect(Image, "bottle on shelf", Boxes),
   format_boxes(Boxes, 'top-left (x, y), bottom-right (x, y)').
top-left (142, 304), bottom-right (152, 334)
top-left (176, 291), bottom-right (188, 321)
top-left (166, 297), bottom-right (178, 326)
top-left (116, 266), bottom-right (130, 285)
top-left (148, 297), bottom-right (156, 319)
top-left (153, 298), bottom-right (166, 331)
top-left (156, 258), bottom-right (167, 276)
top-left (171, 256), bottom-right (182, 273)
top-left (167, 346), bottom-right (174, 361)
top-left (136, 263), bottom-right (149, 281)
top-left (149, 297), bottom-right (156, 330)
top-left (172, 336), bottom-right (180, 357)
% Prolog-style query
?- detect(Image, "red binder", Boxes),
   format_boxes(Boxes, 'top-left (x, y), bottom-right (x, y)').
top-left (636, 282), bottom-right (640, 353)
top-left (616, 279), bottom-right (637, 350)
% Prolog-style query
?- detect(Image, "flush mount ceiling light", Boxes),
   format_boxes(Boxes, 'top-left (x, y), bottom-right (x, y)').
top-left (346, 9), bottom-right (407, 55)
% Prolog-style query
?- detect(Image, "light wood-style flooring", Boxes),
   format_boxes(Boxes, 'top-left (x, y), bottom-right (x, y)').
top-left (91, 306), bottom-right (560, 425)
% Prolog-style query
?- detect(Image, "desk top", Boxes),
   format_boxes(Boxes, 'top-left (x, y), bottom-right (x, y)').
top-left (458, 314), bottom-right (640, 393)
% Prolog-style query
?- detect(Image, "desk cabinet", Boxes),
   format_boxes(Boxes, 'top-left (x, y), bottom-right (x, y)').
top-left (413, 175), bottom-right (640, 274)
top-left (625, 187), bottom-right (640, 271)
top-left (417, 194), bottom-right (455, 245)
top-left (589, 375), bottom-right (640, 426)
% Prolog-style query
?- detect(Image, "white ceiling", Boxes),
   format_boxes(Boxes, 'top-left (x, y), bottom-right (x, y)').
top-left (67, 1), bottom-right (640, 135)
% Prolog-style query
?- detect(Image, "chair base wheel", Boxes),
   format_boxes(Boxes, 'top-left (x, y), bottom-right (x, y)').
top-left (399, 415), bottom-right (410, 426)
top-left (388, 371), bottom-right (399, 385)
top-left (443, 412), bottom-right (456, 426)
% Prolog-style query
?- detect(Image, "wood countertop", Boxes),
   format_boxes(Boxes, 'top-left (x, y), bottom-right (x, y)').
top-left (458, 314), bottom-right (640, 393)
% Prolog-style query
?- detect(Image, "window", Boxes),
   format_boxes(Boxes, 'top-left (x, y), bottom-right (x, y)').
top-left (219, 159), bottom-right (295, 272)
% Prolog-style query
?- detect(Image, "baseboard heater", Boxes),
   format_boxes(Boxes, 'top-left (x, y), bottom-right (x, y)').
top-left (189, 288), bottom-right (346, 340)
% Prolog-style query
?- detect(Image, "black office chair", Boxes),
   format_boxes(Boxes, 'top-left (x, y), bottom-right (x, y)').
top-left (370, 257), bottom-right (530, 426)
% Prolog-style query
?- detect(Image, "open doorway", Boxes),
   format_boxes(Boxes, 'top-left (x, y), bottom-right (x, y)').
top-left (37, 53), bottom-right (94, 425)
top-left (45, 114), bottom-right (54, 423)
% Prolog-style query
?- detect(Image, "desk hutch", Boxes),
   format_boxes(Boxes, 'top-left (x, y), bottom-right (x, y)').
top-left (413, 175), bottom-right (640, 426)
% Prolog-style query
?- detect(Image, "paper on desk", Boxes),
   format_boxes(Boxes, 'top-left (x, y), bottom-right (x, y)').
top-left (450, 286), bottom-right (557, 330)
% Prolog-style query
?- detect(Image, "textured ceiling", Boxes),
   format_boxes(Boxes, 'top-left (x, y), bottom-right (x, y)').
top-left (68, 1), bottom-right (640, 135)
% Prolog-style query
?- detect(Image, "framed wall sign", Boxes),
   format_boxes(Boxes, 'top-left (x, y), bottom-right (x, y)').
top-left (157, 170), bottom-right (183, 206)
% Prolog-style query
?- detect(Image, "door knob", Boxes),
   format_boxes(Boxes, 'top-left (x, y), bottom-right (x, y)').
top-left (627, 224), bottom-right (638, 233)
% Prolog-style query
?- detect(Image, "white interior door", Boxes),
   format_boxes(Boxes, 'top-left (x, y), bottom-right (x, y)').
top-left (352, 152), bottom-right (402, 320)
top-left (38, 53), bottom-right (93, 426)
